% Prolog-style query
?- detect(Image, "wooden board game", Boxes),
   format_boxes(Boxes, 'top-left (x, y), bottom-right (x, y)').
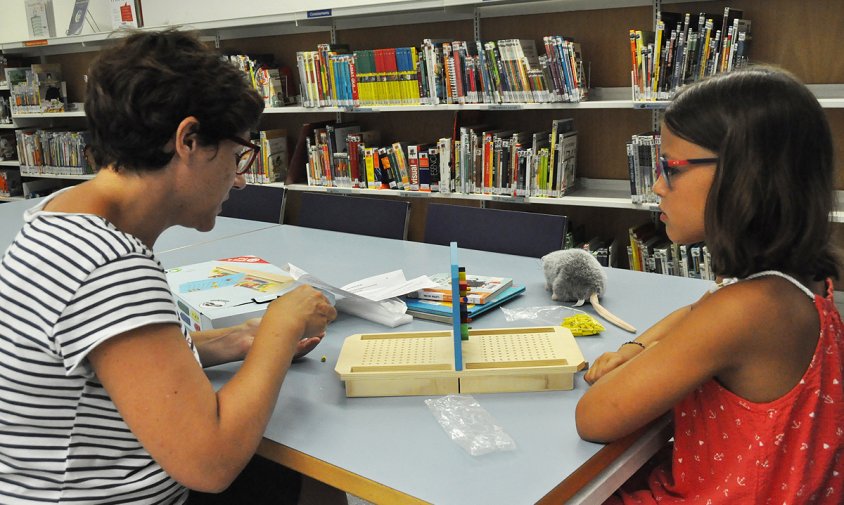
top-left (335, 326), bottom-right (587, 397)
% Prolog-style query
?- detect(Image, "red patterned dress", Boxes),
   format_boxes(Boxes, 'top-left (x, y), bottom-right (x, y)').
top-left (610, 273), bottom-right (844, 504)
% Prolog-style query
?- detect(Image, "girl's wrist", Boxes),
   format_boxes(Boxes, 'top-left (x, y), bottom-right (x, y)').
top-left (620, 340), bottom-right (646, 351)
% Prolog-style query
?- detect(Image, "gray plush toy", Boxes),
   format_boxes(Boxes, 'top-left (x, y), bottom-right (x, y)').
top-left (541, 248), bottom-right (636, 333)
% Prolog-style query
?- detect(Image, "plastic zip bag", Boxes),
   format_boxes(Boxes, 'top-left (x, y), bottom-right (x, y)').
top-left (425, 395), bottom-right (516, 456)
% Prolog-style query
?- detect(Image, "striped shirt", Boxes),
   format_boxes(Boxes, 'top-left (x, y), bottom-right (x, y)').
top-left (0, 194), bottom-right (195, 504)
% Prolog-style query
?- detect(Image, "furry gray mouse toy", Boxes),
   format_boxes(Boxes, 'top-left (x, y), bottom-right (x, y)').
top-left (541, 248), bottom-right (636, 333)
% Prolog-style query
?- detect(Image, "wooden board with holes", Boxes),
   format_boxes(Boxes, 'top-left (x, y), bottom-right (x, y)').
top-left (334, 326), bottom-right (587, 397)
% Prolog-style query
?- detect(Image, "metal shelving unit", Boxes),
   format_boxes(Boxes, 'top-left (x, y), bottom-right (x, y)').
top-left (1, 0), bottom-right (842, 219)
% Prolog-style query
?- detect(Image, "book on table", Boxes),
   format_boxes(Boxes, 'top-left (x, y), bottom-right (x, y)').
top-left (407, 273), bottom-right (513, 304)
top-left (405, 284), bottom-right (525, 323)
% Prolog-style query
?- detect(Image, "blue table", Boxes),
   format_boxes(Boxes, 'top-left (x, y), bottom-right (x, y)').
top-left (158, 225), bottom-right (710, 504)
top-left (0, 197), bottom-right (276, 255)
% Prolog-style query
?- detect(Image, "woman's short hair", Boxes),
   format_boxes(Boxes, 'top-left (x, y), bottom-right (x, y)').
top-left (664, 66), bottom-right (838, 281)
top-left (85, 29), bottom-right (264, 171)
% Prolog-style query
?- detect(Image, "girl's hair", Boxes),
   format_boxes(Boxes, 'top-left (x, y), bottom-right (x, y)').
top-left (85, 29), bottom-right (264, 171)
top-left (664, 66), bottom-right (838, 281)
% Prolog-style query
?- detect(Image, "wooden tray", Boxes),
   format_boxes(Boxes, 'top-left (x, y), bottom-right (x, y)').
top-left (335, 326), bottom-right (586, 397)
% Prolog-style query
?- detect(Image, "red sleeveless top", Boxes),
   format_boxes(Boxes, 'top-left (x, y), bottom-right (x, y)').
top-left (612, 277), bottom-right (844, 504)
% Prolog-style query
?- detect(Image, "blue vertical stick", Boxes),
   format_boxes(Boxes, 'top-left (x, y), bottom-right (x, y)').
top-left (449, 242), bottom-right (463, 371)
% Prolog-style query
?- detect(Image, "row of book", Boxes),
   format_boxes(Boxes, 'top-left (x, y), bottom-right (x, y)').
top-left (243, 129), bottom-right (289, 185)
top-left (295, 36), bottom-right (586, 108)
top-left (628, 221), bottom-right (715, 280)
top-left (626, 132), bottom-right (660, 204)
top-left (226, 54), bottom-right (295, 108)
top-left (15, 129), bottom-right (93, 176)
top-left (303, 118), bottom-right (578, 198)
top-left (629, 7), bottom-right (751, 101)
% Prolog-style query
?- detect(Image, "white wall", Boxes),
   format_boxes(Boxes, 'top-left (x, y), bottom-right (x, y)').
top-left (0, 0), bottom-right (422, 44)
top-left (0, 0), bottom-right (113, 43)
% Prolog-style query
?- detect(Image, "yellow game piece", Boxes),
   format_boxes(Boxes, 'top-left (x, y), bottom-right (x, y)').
top-left (321, 355), bottom-right (327, 362)
top-left (561, 314), bottom-right (605, 336)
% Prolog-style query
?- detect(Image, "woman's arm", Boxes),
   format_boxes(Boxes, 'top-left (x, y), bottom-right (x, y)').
top-left (88, 285), bottom-right (336, 493)
top-left (194, 317), bottom-right (324, 368)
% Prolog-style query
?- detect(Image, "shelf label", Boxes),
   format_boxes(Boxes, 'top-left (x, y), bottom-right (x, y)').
top-left (307, 9), bottom-right (332, 18)
top-left (488, 104), bottom-right (521, 110)
top-left (23, 39), bottom-right (49, 47)
top-left (491, 195), bottom-right (524, 202)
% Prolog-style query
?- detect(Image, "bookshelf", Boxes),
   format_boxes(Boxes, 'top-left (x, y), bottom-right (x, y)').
top-left (0, 0), bottom-right (842, 262)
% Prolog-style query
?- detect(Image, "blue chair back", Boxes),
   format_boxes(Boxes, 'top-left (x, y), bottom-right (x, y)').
top-left (424, 203), bottom-right (567, 258)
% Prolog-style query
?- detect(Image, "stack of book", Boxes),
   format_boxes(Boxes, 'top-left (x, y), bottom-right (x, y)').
top-left (404, 273), bottom-right (525, 323)
top-left (629, 7), bottom-right (751, 101)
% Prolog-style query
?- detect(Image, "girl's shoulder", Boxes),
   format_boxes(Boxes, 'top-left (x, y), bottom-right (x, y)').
top-left (696, 274), bottom-right (821, 402)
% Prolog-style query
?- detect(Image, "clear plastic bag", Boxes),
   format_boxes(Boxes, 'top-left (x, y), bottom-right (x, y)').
top-left (425, 394), bottom-right (516, 456)
top-left (499, 305), bottom-right (586, 325)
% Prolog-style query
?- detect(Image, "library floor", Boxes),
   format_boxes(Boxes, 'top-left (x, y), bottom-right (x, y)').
top-left (297, 476), bottom-right (373, 505)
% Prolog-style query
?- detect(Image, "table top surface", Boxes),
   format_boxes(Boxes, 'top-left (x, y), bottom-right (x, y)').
top-left (157, 225), bottom-right (710, 505)
top-left (0, 197), bottom-right (276, 254)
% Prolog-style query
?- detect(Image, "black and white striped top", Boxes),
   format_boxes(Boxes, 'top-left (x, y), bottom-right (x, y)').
top-left (0, 194), bottom-right (195, 504)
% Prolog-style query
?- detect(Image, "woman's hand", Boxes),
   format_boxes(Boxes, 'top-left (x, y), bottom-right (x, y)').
top-left (262, 285), bottom-right (337, 354)
top-left (293, 333), bottom-right (324, 361)
top-left (194, 318), bottom-right (258, 367)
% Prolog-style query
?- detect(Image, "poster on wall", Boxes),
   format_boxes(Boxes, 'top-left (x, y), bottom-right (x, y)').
top-left (110, 0), bottom-right (144, 29)
top-left (66, 0), bottom-right (90, 36)
top-left (25, 0), bottom-right (56, 39)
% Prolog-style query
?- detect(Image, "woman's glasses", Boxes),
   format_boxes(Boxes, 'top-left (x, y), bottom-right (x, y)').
top-left (657, 156), bottom-right (718, 189)
top-left (228, 136), bottom-right (260, 175)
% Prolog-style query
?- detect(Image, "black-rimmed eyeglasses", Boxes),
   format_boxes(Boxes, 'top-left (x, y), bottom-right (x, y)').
top-left (657, 156), bottom-right (718, 189)
top-left (228, 136), bottom-right (260, 175)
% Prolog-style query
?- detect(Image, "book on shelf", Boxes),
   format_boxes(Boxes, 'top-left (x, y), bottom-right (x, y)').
top-left (296, 35), bottom-right (585, 108)
top-left (0, 132), bottom-right (16, 161)
top-left (0, 169), bottom-right (22, 197)
top-left (630, 8), bottom-right (752, 101)
top-left (256, 128), bottom-right (289, 183)
top-left (405, 284), bottom-right (526, 323)
top-left (407, 273), bottom-right (513, 304)
top-left (626, 131), bottom-right (660, 204)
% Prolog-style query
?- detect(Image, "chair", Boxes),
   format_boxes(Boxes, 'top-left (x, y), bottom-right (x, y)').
top-left (297, 192), bottom-right (410, 240)
top-left (423, 203), bottom-right (567, 258)
top-left (219, 185), bottom-right (286, 223)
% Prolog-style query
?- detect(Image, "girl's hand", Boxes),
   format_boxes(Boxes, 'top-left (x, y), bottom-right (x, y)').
top-left (584, 344), bottom-right (644, 385)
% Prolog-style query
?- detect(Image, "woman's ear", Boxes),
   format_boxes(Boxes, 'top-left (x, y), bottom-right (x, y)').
top-left (173, 116), bottom-right (201, 159)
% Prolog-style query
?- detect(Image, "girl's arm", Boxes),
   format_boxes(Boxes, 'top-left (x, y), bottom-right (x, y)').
top-left (583, 294), bottom-right (704, 384)
top-left (88, 285), bottom-right (336, 493)
top-left (575, 287), bottom-right (750, 443)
